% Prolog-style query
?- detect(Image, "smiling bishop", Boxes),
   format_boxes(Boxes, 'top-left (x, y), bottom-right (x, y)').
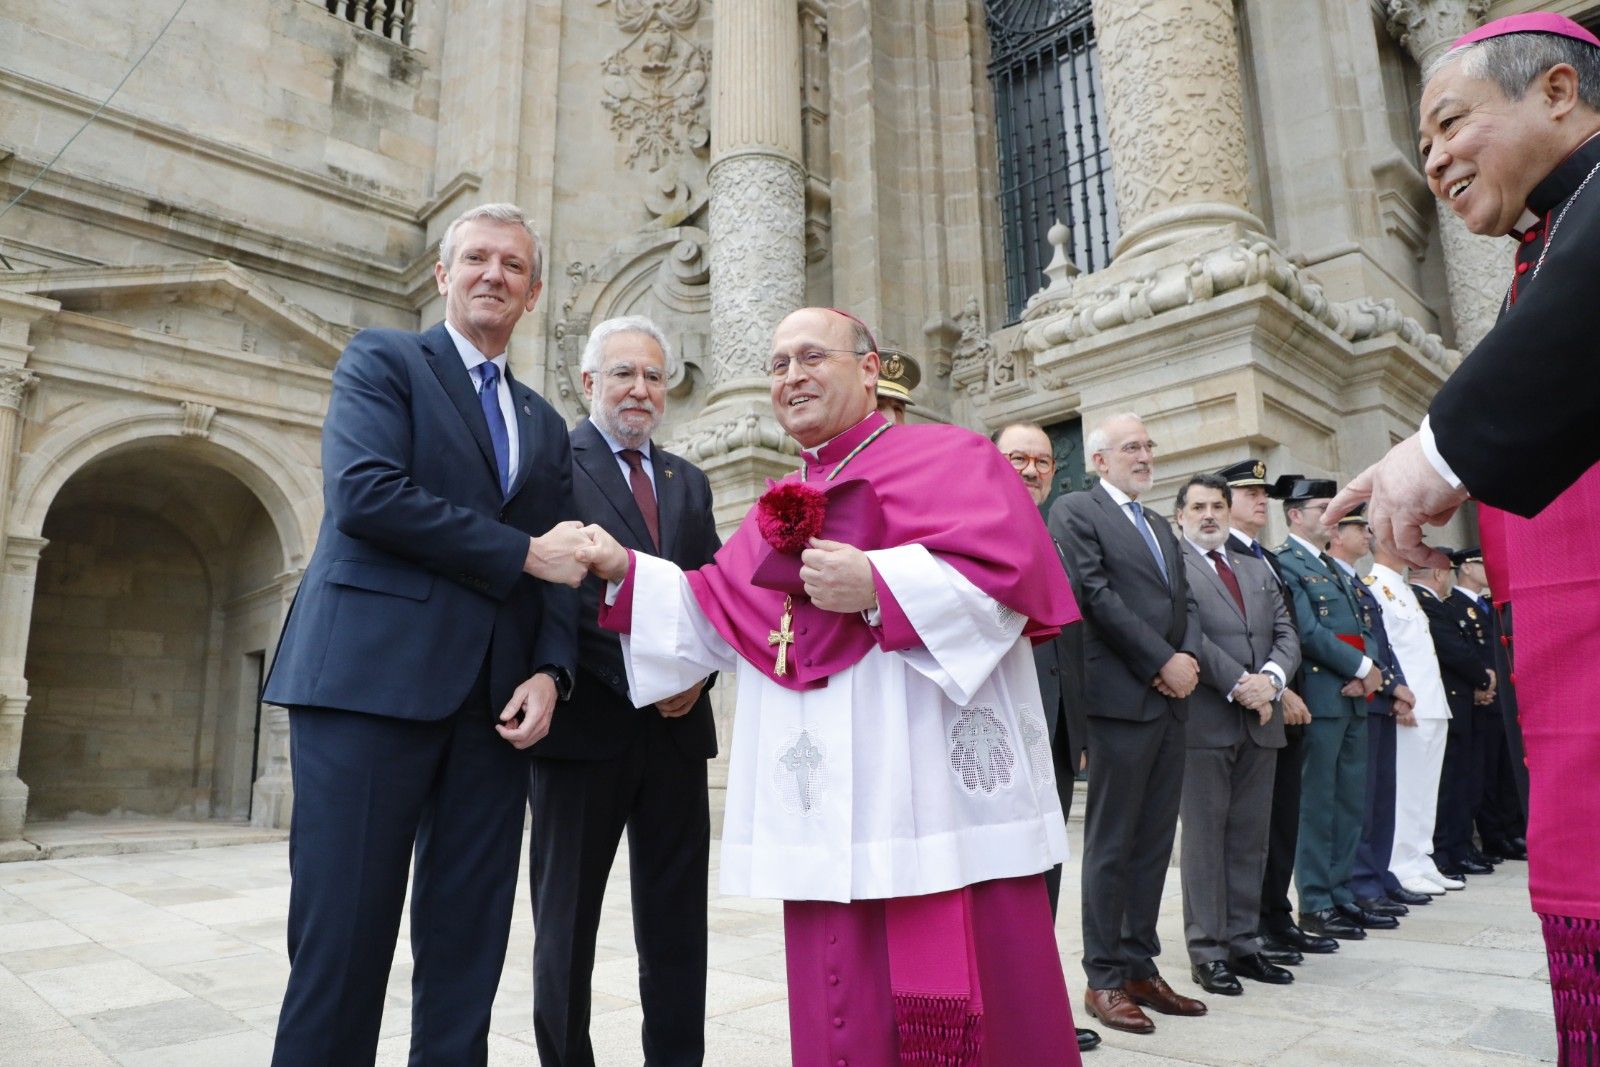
top-left (575, 306), bottom-right (1087, 1066)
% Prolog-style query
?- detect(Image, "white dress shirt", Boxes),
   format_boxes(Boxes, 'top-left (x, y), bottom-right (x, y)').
top-left (445, 321), bottom-right (519, 484)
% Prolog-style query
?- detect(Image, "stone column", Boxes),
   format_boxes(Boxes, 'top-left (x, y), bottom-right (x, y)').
top-left (705, 0), bottom-right (806, 404)
top-left (0, 536), bottom-right (44, 851)
top-left (1088, 0), bottom-right (1265, 258)
top-left (252, 568), bottom-right (302, 829)
top-left (1386, 0), bottom-right (1502, 352)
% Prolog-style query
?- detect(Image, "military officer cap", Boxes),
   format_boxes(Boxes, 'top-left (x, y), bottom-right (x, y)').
top-left (1449, 546), bottom-right (1484, 567)
top-left (875, 348), bottom-right (921, 407)
top-left (1217, 458), bottom-right (1270, 488)
top-left (1337, 503), bottom-right (1369, 527)
top-left (1276, 476), bottom-right (1337, 504)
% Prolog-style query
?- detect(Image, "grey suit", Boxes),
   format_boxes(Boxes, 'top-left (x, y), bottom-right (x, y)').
top-left (1050, 482), bottom-right (1201, 990)
top-left (1177, 541), bottom-right (1298, 965)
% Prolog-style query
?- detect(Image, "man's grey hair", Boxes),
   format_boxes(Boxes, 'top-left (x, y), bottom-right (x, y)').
top-left (438, 203), bottom-right (544, 285)
top-left (1085, 412), bottom-right (1145, 456)
top-left (581, 315), bottom-right (678, 378)
top-left (1426, 33), bottom-right (1600, 110)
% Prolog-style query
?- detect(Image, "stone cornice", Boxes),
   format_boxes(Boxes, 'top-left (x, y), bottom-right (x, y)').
top-left (6, 260), bottom-right (349, 365)
top-left (1015, 237), bottom-right (1456, 371)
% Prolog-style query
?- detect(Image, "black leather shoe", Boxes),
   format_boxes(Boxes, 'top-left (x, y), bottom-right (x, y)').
top-left (1436, 865), bottom-right (1471, 881)
top-left (1231, 952), bottom-right (1295, 985)
top-left (1267, 923), bottom-right (1338, 954)
top-left (1335, 902), bottom-right (1399, 929)
top-left (1077, 1028), bottom-right (1102, 1052)
top-left (1389, 886), bottom-right (1432, 906)
top-left (1469, 848), bottom-right (1500, 867)
top-left (1260, 943), bottom-right (1303, 966)
top-left (1457, 857), bottom-right (1494, 875)
top-left (1356, 896), bottom-right (1408, 917)
top-left (1300, 908), bottom-right (1366, 940)
top-left (1497, 840), bottom-right (1528, 861)
top-left (1191, 960), bottom-right (1243, 996)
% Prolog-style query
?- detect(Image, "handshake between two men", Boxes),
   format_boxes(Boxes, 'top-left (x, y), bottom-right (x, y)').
top-left (505, 519), bottom-right (879, 747)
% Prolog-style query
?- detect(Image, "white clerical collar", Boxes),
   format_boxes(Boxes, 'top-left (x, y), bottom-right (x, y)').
top-left (589, 417), bottom-right (651, 460)
top-left (444, 320), bottom-right (508, 376)
top-left (1288, 532), bottom-right (1326, 557)
top-left (1099, 480), bottom-right (1137, 509)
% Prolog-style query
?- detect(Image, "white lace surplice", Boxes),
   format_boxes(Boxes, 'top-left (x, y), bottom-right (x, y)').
top-left (611, 544), bottom-right (1069, 903)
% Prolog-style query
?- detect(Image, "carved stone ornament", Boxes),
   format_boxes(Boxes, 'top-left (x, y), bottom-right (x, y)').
top-left (950, 296), bottom-right (996, 397)
top-left (707, 153), bottom-right (806, 386)
top-left (180, 400), bottom-right (218, 438)
top-left (0, 369), bottom-right (38, 411)
top-left (1384, 0), bottom-right (1493, 67)
top-left (1017, 238), bottom-right (1458, 369)
top-left (668, 410), bottom-right (799, 464)
top-left (601, 0), bottom-right (710, 172)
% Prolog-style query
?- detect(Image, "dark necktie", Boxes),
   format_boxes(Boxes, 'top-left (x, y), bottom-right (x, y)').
top-left (1208, 549), bottom-right (1248, 617)
top-left (477, 362), bottom-right (511, 496)
top-left (1247, 539), bottom-right (1266, 561)
top-left (1125, 501), bottom-right (1168, 586)
top-left (620, 448), bottom-right (660, 550)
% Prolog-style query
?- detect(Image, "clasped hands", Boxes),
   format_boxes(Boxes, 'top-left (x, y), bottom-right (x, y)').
top-left (1230, 673), bottom-right (1278, 725)
top-left (1153, 653), bottom-right (1199, 700)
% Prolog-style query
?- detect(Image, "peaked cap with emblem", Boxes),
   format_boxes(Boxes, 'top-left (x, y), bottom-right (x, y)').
top-left (1449, 546), bottom-right (1485, 567)
top-left (1217, 457), bottom-right (1270, 488)
top-left (875, 348), bottom-right (921, 406)
top-left (1337, 503), bottom-right (1369, 527)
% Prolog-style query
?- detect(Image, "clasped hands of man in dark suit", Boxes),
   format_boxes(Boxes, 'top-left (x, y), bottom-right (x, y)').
top-left (497, 519), bottom-right (591, 747)
top-left (1153, 650), bottom-right (1201, 700)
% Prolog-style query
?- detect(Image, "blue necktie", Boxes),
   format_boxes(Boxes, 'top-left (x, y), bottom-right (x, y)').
top-left (1247, 539), bottom-right (1266, 561)
top-left (1126, 501), bottom-right (1168, 585)
top-left (477, 361), bottom-right (511, 496)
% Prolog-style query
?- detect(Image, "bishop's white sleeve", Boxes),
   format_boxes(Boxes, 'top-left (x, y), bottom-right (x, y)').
top-left (866, 544), bottom-right (1026, 705)
top-left (611, 553), bottom-right (738, 707)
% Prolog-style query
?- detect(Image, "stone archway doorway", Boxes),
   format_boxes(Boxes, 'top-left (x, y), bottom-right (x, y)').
top-left (17, 444), bottom-right (288, 824)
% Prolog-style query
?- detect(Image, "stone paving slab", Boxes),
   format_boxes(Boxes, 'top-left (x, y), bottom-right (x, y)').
top-left (0, 814), bottom-right (1559, 1065)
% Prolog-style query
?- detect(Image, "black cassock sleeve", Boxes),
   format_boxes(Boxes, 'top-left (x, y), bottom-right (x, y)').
top-left (1429, 194), bottom-right (1600, 518)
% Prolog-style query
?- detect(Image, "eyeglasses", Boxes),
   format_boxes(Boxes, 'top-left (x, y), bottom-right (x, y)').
top-left (1116, 440), bottom-right (1158, 456)
top-left (602, 364), bottom-right (666, 386)
top-left (767, 347), bottom-right (862, 378)
top-left (1006, 452), bottom-right (1055, 473)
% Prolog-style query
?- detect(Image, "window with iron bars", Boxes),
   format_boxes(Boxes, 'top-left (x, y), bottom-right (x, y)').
top-left (325, 0), bottom-right (416, 46)
top-left (985, 0), bottom-right (1118, 322)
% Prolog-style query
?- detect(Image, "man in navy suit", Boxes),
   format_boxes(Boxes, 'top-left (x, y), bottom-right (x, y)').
top-left (263, 203), bottom-right (587, 1066)
top-left (528, 316), bottom-right (721, 1066)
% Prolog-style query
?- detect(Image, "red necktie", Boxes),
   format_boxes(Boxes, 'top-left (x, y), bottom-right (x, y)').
top-left (1208, 549), bottom-right (1248, 617)
top-left (620, 449), bottom-right (659, 550)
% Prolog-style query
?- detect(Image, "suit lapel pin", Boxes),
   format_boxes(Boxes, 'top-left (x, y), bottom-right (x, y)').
top-left (664, 467), bottom-right (674, 479)
top-left (522, 403), bottom-right (531, 415)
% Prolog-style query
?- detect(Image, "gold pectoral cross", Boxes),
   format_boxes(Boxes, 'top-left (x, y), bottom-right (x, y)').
top-left (768, 595), bottom-right (796, 677)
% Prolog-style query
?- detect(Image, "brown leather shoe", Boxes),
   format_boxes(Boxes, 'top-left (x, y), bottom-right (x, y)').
top-left (1124, 973), bottom-right (1208, 1016)
top-left (1082, 987), bottom-right (1155, 1034)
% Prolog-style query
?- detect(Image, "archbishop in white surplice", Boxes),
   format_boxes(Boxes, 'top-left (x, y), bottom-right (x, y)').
top-left (610, 541), bottom-right (1069, 902)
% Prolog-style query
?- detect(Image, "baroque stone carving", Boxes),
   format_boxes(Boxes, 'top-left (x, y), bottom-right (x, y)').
top-left (601, 0), bottom-right (709, 172)
top-left (1089, 0), bottom-right (1253, 230)
top-left (950, 296), bottom-right (1007, 398)
top-left (707, 153), bottom-right (806, 386)
top-left (1384, 0), bottom-right (1492, 68)
top-left (180, 400), bottom-right (218, 438)
top-left (0, 369), bottom-right (37, 410)
top-left (668, 410), bottom-right (799, 464)
top-left (1017, 238), bottom-right (1457, 369)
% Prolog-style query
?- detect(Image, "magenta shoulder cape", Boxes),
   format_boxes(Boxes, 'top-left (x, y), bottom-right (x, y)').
top-left (683, 414), bottom-right (1080, 691)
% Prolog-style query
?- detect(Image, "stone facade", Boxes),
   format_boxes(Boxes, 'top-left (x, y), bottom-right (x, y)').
top-left (0, 0), bottom-right (1545, 841)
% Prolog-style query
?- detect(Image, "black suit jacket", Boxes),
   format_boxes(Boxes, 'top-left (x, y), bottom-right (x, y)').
top-left (1049, 483), bottom-right (1201, 723)
top-left (1033, 532), bottom-right (1088, 756)
top-left (1413, 584), bottom-right (1493, 735)
top-left (263, 321), bottom-right (577, 718)
top-left (535, 418), bottom-right (721, 761)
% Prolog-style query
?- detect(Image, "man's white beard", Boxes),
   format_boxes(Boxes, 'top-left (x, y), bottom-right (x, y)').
top-left (594, 398), bottom-right (660, 449)
top-left (1188, 527), bottom-right (1227, 552)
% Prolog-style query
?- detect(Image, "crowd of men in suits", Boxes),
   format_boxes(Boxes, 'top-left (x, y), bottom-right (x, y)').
top-left (262, 199), bottom-right (1529, 1066)
top-left (996, 414), bottom-right (1528, 1045)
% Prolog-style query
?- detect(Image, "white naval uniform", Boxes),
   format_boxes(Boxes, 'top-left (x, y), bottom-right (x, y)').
top-left (609, 544), bottom-right (1069, 903)
top-left (1365, 563), bottom-right (1452, 882)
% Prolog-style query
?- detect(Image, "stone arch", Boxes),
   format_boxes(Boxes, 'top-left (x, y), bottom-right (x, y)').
top-left (11, 400), bottom-right (318, 569)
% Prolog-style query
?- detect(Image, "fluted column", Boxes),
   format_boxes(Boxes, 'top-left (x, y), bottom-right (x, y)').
top-left (1386, 0), bottom-right (1503, 352)
top-left (1089, 0), bottom-right (1264, 258)
top-left (705, 0), bottom-right (806, 401)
